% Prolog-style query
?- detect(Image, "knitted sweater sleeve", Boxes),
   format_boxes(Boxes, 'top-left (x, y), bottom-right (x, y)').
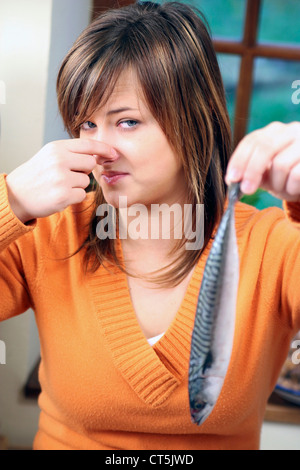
top-left (0, 174), bottom-right (36, 321)
top-left (281, 201), bottom-right (300, 331)
top-left (265, 200), bottom-right (300, 333)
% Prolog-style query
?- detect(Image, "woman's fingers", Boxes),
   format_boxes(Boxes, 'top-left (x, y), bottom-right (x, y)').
top-left (66, 138), bottom-right (117, 162)
top-left (268, 142), bottom-right (300, 194)
top-left (66, 154), bottom-right (97, 173)
top-left (226, 123), bottom-right (292, 187)
top-left (68, 188), bottom-right (88, 206)
top-left (63, 139), bottom-right (119, 172)
top-left (70, 171), bottom-right (91, 189)
top-left (286, 162), bottom-right (300, 199)
top-left (225, 122), bottom-right (300, 201)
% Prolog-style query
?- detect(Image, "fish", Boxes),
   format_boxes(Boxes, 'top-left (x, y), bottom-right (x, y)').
top-left (188, 182), bottom-right (241, 425)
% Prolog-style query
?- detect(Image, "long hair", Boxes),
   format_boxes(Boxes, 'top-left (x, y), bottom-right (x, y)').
top-left (56, 1), bottom-right (232, 287)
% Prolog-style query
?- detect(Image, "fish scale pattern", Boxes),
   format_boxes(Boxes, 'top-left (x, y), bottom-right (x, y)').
top-left (189, 183), bottom-right (241, 424)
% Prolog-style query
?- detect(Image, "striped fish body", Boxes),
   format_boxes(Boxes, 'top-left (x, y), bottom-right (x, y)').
top-left (189, 183), bottom-right (241, 425)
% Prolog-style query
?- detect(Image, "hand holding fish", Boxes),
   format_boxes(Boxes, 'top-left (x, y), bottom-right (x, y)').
top-left (225, 121), bottom-right (300, 202)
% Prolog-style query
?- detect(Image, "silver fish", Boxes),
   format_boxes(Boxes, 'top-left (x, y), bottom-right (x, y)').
top-left (189, 183), bottom-right (241, 425)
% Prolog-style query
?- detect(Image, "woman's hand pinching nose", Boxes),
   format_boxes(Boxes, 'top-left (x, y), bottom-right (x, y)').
top-left (5, 139), bottom-right (118, 224)
top-left (92, 147), bottom-right (119, 165)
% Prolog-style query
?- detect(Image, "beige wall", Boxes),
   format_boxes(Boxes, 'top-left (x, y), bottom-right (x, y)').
top-left (0, 0), bottom-right (92, 448)
top-left (0, 0), bottom-right (52, 171)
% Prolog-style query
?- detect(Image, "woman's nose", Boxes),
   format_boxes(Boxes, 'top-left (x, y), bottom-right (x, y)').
top-left (93, 147), bottom-right (119, 166)
top-left (90, 129), bottom-right (119, 165)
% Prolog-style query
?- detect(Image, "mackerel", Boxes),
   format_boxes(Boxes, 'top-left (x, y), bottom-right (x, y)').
top-left (189, 183), bottom-right (241, 425)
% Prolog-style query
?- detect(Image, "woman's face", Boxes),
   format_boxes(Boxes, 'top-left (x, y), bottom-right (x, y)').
top-left (79, 69), bottom-right (188, 208)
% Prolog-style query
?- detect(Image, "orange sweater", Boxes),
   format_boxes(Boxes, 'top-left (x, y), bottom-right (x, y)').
top-left (0, 173), bottom-right (300, 450)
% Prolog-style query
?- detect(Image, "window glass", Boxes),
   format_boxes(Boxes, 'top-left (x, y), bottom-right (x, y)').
top-left (179, 0), bottom-right (246, 39)
top-left (248, 58), bottom-right (300, 132)
top-left (217, 54), bottom-right (241, 128)
top-left (258, 0), bottom-right (300, 44)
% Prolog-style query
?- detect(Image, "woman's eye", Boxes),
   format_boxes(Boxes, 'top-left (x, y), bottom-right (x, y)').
top-left (81, 121), bottom-right (96, 131)
top-left (118, 120), bottom-right (139, 129)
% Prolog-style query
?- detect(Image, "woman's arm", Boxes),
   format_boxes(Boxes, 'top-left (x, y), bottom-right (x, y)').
top-left (0, 174), bottom-right (36, 250)
top-left (0, 138), bottom-right (113, 321)
top-left (0, 174), bottom-right (36, 320)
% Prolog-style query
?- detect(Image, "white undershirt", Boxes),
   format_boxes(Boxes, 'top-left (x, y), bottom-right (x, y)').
top-left (147, 332), bottom-right (165, 346)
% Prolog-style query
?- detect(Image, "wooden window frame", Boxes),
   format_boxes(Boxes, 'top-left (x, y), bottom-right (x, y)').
top-left (92, 0), bottom-right (134, 19)
top-left (213, 0), bottom-right (300, 147)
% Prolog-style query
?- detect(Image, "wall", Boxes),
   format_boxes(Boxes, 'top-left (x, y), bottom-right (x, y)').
top-left (0, 0), bottom-right (92, 448)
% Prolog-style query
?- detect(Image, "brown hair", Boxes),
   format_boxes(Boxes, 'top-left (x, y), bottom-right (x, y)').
top-left (56, 1), bottom-right (232, 286)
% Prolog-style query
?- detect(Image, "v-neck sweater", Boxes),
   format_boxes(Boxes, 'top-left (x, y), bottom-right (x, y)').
top-left (0, 173), bottom-right (300, 450)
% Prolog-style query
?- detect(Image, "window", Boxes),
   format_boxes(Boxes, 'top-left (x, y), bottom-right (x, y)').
top-left (196, 0), bottom-right (300, 146)
top-left (194, 0), bottom-right (300, 209)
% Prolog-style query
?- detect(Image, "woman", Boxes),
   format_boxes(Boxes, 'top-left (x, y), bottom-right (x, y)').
top-left (1, 1), bottom-right (300, 450)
